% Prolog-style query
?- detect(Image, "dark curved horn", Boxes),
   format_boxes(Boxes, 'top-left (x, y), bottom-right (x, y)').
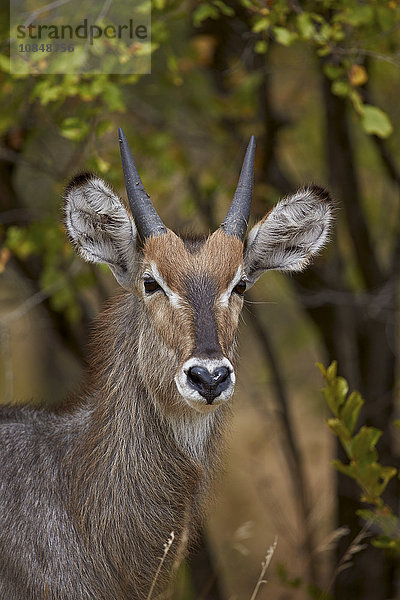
top-left (118, 128), bottom-right (167, 240)
top-left (221, 136), bottom-right (256, 240)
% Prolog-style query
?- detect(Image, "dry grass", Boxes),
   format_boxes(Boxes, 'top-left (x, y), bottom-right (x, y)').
top-left (147, 531), bottom-right (175, 600)
top-left (249, 537), bottom-right (278, 600)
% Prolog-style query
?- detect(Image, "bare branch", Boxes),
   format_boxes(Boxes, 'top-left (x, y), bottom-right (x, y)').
top-left (334, 46), bottom-right (400, 67)
top-left (20, 0), bottom-right (74, 25)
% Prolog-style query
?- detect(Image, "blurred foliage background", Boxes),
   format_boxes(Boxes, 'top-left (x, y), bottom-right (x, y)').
top-left (1, 1), bottom-right (400, 598)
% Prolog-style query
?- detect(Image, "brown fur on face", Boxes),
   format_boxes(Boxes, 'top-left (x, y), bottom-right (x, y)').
top-left (144, 229), bottom-right (243, 291)
top-left (140, 229), bottom-right (244, 363)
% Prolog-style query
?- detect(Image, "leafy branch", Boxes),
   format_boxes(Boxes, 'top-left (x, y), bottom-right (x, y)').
top-left (318, 361), bottom-right (400, 552)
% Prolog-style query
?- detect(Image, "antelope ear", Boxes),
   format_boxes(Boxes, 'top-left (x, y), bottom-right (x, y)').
top-left (244, 185), bottom-right (333, 288)
top-left (64, 173), bottom-right (138, 289)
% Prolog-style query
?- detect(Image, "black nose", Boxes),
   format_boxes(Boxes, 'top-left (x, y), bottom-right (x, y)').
top-left (187, 365), bottom-right (231, 404)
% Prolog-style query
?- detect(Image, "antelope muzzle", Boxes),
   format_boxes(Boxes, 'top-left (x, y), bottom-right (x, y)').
top-left (175, 357), bottom-right (235, 411)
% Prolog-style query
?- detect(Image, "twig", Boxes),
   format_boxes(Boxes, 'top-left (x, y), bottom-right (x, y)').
top-left (0, 261), bottom-right (81, 327)
top-left (94, 0), bottom-right (113, 25)
top-left (333, 46), bottom-right (400, 67)
top-left (146, 531), bottom-right (175, 600)
top-left (249, 537), bottom-right (278, 600)
top-left (0, 147), bottom-right (61, 179)
top-left (20, 0), bottom-right (74, 24)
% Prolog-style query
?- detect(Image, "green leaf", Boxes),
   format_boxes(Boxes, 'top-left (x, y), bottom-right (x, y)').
top-left (31, 81), bottom-right (64, 105)
top-left (357, 508), bottom-right (376, 523)
top-left (307, 583), bottom-right (327, 599)
top-left (0, 54), bottom-right (9, 72)
top-left (319, 22), bottom-right (333, 42)
top-left (296, 13), bottom-right (315, 40)
top-left (60, 117), bottom-right (90, 141)
top-left (377, 6), bottom-right (396, 29)
top-left (361, 507), bottom-right (399, 536)
top-left (321, 365), bottom-right (400, 550)
top-left (350, 90), bottom-right (364, 115)
top-left (372, 536), bottom-right (400, 551)
top-left (337, 5), bottom-right (374, 26)
top-left (328, 418), bottom-right (350, 440)
top-left (322, 388), bottom-right (339, 417)
top-left (321, 373), bottom-right (348, 417)
top-left (213, 0), bottom-right (235, 17)
top-left (375, 465), bottom-right (397, 495)
top-left (276, 563), bottom-right (302, 588)
top-left (332, 459), bottom-right (358, 480)
top-left (254, 40), bottom-right (268, 54)
top-left (326, 361), bottom-right (337, 381)
top-left (323, 64), bottom-right (344, 80)
top-left (5, 226), bottom-right (36, 259)
top-left (274, 27), bottom-right (297, 46)
top-left (102, 84), bottom-right (125, 112)
top-left (95, 119), bottom-right (114, 138)
top-left (193, 4), bottom-right (219, 27)
top-left (331, 80), bottom-right (351, 98)
top-left (335, 376), bottom-right (349, 407)
top-left (317, 46), bottom-right (332, 57)
top-left (252, 17), bottom-right (270, 33)
top-left (351, 426), bottom-right (381, 462)
top-left (341, 391), bottom-right (363, 435)
top-left (360, 462), bottom-right (396, 501)
top-left (360, 105), bottom-right (393, 138)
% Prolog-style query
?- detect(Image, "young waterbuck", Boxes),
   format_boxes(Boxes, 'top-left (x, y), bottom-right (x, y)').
top-left (0, 129), bottom-right (332, 599)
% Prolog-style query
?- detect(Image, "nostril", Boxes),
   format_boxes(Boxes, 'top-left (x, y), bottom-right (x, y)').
top-left (187, 366), bottom-right (212, 387)
top-left (212, 366), bottom-right (229, 385)
top-left (186, 364), bottom-right (232, 404)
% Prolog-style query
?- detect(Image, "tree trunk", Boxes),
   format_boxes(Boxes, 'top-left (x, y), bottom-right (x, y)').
top-left (320, 74), bottom-right (399, 600)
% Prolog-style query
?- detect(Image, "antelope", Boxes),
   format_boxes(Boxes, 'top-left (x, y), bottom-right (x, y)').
top-left (0, 129), bottom-right (332, 599)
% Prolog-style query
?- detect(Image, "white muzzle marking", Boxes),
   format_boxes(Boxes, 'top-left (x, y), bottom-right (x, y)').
top-left (175, 357), bottom-right (235, 413)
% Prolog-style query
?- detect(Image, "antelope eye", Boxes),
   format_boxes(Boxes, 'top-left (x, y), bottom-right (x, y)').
top-left (233, 279), bottom-right (246, 296)
top-left (144, 278), bottom-right (161, 294)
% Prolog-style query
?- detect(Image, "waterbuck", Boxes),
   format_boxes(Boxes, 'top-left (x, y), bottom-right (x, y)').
top-left (0, 129), bottom-right (332, 599)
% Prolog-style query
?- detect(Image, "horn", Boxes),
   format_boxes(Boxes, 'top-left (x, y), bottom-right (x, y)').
top-left (118, 128), bottom-right (167, 241)
top-left (221, 136), bottom-right (256, 240)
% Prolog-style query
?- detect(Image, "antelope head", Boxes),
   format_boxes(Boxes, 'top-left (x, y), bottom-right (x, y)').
top-left (64, 130), bottom-right (332, 415)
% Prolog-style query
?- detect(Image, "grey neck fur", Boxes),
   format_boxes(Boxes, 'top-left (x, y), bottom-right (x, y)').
top-left (65, 293), bottom-right (230, 598)
top-left (0, 292), bottom-right (231, 600)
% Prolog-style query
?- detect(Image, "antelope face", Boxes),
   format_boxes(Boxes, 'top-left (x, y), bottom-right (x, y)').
top-left (64, 130), bottom-right (333, 414)
top-left (141, 229), bottom-right (244, 411)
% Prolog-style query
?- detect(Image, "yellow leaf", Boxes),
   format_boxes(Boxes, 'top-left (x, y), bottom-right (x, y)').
top-left (349, 64), bottom-right (368, 87)
top-left (191, 35), bottom-right (217, 66)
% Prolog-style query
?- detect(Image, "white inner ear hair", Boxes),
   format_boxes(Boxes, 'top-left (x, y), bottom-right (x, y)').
top-left (64, 175), bottom-right (137, 267)
top-left (245, 186), bottom-right (332, 276)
